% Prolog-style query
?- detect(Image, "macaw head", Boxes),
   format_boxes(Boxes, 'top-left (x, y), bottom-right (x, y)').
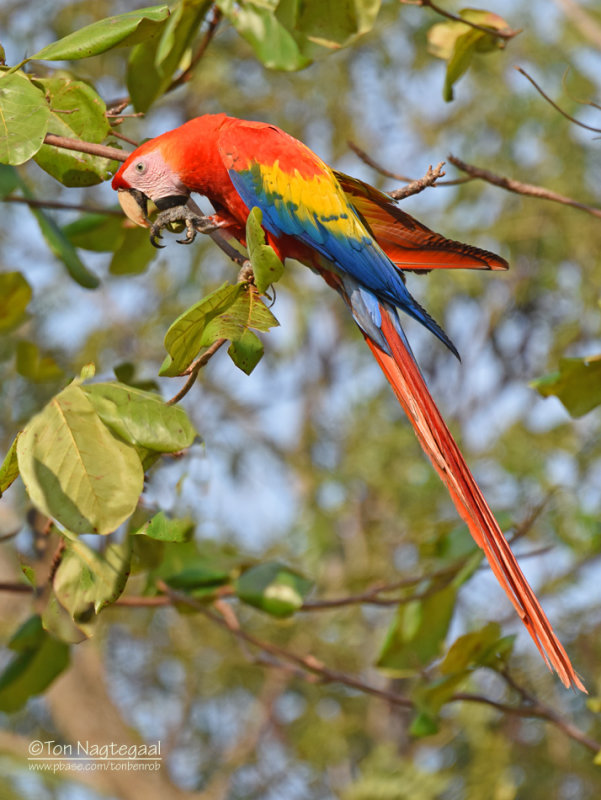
top-left (112, 140), bottom-right (191, 229)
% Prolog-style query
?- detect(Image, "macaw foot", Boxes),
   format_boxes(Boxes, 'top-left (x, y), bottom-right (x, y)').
top-left (150, 203), bottom-right (223, 248)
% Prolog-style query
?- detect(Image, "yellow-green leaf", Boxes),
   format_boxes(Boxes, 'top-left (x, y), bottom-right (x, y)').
top-left (0, 72), bottom-right (50, 165)
top-left (531, 354), bottom-right (601, 418)
top-left (0, 271), bottom-right (32, 332)
top-left (17, 384), bottom-right (144, 535)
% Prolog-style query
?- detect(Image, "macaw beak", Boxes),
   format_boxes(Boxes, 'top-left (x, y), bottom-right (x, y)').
top-left (117, 188), bottom-right (150, 229)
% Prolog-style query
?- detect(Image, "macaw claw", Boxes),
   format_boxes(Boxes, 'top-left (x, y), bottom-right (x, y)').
top-left (149, 201), bottom-right (222, 248)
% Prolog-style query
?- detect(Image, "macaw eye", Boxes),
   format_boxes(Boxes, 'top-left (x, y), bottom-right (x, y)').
top-left (135, 162), bottom-right (146, 174)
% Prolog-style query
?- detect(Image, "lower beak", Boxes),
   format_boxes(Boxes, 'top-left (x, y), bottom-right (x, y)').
top-left (117, 189), bottom-right (150, 228)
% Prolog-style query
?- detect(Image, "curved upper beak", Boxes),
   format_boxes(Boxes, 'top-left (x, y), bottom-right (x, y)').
top-left (117, 189), bottom-right (150, 229)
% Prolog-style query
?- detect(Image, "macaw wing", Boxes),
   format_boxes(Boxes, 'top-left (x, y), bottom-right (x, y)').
top-left (218, 121), bottom-right (410, 302)
top-left (335, 171), bottom-right (508, 272)
top-left (217, 121), bottom-right (457, 355)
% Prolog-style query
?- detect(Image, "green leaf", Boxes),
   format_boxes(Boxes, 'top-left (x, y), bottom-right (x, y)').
top-left (20, 180), bottom-right (100, 288)
top-left (216, 0), bottom-right (311, 70)
top-left (376, 585), bottom-right (457, 677)
top-left (16, 340), bottom-right (63, 382)
top-left (33, 75), bottom-right (114, 187)
top-left (160, 282), bottom-right (246, 376)
top-left (21, 563), bottom-right (36, 587)
top-left (0, 436), bottom-right (20, 496)
top-left (141, 539), bottom-right (232, 597)
top-left (137, 511), bottom-right (194, 542)
top-left (276, 0), bottom-right (381, 49)
top-left (246, 207), bottom-right (285, 293)
top-left (531, 354), bottom-right (601, 418)
top-left (0, 271), bottom-right (32, 332)
top-left (0, 163), bottom-right (20, 198)
top-left (217, 0), bottom-right (380, 69)
top-left (440, 622), bottom-right (515, 674)
top-left (82, 382), bottom-right (197, 452)
top-left (408, 671), bottom-right (471, 738)
top-left (409, 710), bottom-right (439, 738)
top-left (109, 225), bottom-right (155, 275)
top-left (30, 5), bottom-right (171, 62)
top-left (228, 328), bottom-right (264, 375)
top-left (42, 592), bottom-right (90, 644)
top-left (235, 562), bottom-right (313, 617)
top-left (63, 212), bottom-right (126, 252)
top-left (17, 383), bottom-right (144, 535)
top-left (427, 10), bottom-right (515, 102)
top-left (0, 615), bottom-right (69, 712)
top-left (113, 362), bottom-right (158, 392)
top-left (53, 533), bottom-right (131, 624)
top-left (0, 72), bottom-right (50, 165)
top-left (128, 0), bottom-right (211, 112)
top-left (164, 565), bottom-right (230, 591)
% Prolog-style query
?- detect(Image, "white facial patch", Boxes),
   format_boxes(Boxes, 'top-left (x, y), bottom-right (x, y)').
top-left (122, 151), bottom-right (189, 202)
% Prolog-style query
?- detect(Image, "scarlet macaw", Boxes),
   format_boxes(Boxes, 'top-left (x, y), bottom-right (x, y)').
top-left (112, 114), bottom-right (584, 691)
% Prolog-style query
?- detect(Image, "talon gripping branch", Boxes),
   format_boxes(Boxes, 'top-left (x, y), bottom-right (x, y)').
top-left (113, 113), bottom-right (585, 691)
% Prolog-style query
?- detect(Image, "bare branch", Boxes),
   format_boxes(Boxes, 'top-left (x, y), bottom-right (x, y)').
top-left (166, 339), bottom-right (227, 406)
top-left (389, 162), bottom-right (447, 200)
top-left (2, 195), bottom-right (122, 215)
top-left (153, 580), bottom-right (598, 752)
top-left (0, 582), bottom-right (33, 594)
top-left (348, 140), bottom-right (471, 187)
top-left (3, 573), bottom-right (594, 751)
top-left (109, 129), bottom-right (141, 147)
top-left (448, 154), bottom-right (601, 219)
top-left (516, 66), bottom-right (601, 133)
top-left (43, 134), bottom-right (127, 162)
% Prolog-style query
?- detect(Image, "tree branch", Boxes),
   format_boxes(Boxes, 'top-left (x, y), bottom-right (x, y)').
top-left (448, 154), bottom-right (601, 219)
top-left (2, 195), bottom-right (122, 215)
top-left (154, 580), bottom-right (598, 752)
top-left (389, 162), bottom-right (447, 200)
top-left (348, 140), bottom-right (471, 187)
top-left (43, 134), bottom-right (126, 162)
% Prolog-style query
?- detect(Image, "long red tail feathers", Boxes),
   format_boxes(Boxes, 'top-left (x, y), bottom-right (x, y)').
top-left (366, 308), bottom-right (585, 692)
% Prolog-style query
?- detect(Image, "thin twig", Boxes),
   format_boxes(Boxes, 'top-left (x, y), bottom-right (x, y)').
top-left (389, 162), bottom-right (447, 200)
top-left (0, 582), bottom-right (33, 593)
top-left (47, 538), bottom-right (66, 585)
top-left (166, 339), bottom-right (227, 406)
top-left (109, 129), bottom-right (140, 147)
top-left (400, 0), bottom-right (520, 40)
top-left (157, 580), bottom-right (414, 708)
top-left (2, 195), bottom-right (122, 215)
top-left (167, 7), bottom-right (223, 93)
top-left (516, 66), bottom-right (601, 133)
top-left (448, 154), bottom-right (601, 219)
top-left (348, 141), bottom-right (472, 187)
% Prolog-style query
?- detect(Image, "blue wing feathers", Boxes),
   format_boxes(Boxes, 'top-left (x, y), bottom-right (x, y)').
top-left (227, 167), bottom-right (458, 358)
